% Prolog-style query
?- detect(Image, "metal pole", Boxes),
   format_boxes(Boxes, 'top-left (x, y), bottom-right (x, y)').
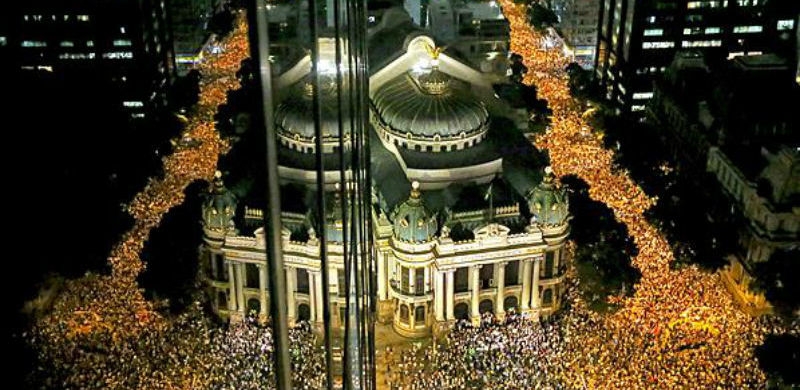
top-left (247, 1), bottom-right (292, 389)
top-left (307, 0), bottom-right (335, 386)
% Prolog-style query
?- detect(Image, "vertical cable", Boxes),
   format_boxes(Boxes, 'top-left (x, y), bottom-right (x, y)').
top-left (330, 0), bottom-right (354, 386)
top-left (246, 1), bottom-right (292, 388)
top-left (307, 0), bottom-right (335, 387)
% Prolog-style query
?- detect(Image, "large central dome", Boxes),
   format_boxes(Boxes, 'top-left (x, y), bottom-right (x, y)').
top-left (371, 70), bottom-right (489, 139)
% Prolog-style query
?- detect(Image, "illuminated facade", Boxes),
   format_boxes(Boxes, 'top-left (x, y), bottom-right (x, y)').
top-left (201, 22), bottom-right (570, 337)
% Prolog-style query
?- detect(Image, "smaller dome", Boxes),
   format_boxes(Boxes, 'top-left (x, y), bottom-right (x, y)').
top-left (203, 171), bottom-right (237, 234)
top-left (274, 76), bottom-right (350, 141)
top-left (391, 182), bottom-right (438, 243)
top-left (527, 167), bottom-right (569, 227)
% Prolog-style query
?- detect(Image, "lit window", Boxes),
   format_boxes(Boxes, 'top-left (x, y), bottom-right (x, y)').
top-left (0, 37), bottom-right (6, 46)
top-left (103, 51), bottom-right (134, 59)
top-left (681, 40), bottom-right (722, 47)
top-left (58, 53), bottom-right (96, 60)
top-left (705, 27), bottom-right (721, 34)
top-left (687, 1), bottom-right (721, 9)
top-left (777, 20), bottom-right (794, 31)
top-left (131, 113), bottom-right (146, 119)
top-left (77, 15), bottom-right (90, 22)
top-left (733, 25), bottom-right (762, 33)
top-left (642, 41), bottom-right (674, 49)
top-left (113, 39), bottom-right (132, 47)
top-left (644, 29), bottom-right (663, 36)
top-left (120, 26), bottom-right (127, 34)
top-left (633, 92), bottom-right (654, 100)
top-left (631, 105), bottom-right (646, 112)
top-left (646, 16), bottom-right (657, 23)
top-left (21, 40), bottom-right (47, 48)
top-left (727, 51), bottom-right (745, 59)
top-left (123, 101), bottom-right (144, 108)
top-left (60, 41), bottom-right (75, 47)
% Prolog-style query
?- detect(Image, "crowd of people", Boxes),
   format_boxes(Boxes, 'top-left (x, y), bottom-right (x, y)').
top-left (385, 312), bottom-right (569, 390)
top-left (31, 298), bottom-right (327, 389)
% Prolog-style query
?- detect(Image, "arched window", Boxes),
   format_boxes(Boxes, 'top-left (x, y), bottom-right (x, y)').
top-left (217, 291), bottom-right (228, 310)
top-left (297, 304), bottom-right (311, 322)
top-left (400, 304), bottom-right (410, 324)
top-left (542, 289), bottom-right (553, 306)
top-left (454, 302), bottom-right (470, 320)
top-left (247, 298), bottom-right (261, 315)
top-left (503, 295), bottom-right (518, 312)
top-left (479, 299), bottom-right (493, 314)
top-left (414, 306), bottom-right (425, 325)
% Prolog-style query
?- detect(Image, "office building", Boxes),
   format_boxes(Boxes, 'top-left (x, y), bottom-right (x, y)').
top-left (595, 0), bottom-right (798, 117)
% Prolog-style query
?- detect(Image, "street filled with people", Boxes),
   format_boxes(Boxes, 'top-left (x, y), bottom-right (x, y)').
top-left (25, 4), bottom-right (794, 389)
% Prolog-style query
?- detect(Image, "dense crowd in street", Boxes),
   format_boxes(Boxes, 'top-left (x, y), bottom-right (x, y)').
top-left (385, 312), bottom-right (569, 390)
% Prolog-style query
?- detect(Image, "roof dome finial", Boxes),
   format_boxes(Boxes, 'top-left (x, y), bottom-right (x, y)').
top-left (410, 181), bottom-right (421, 199)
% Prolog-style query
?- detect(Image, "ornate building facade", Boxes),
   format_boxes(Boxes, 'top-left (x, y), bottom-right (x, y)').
top-left (200, 10), bottom-right (571, 337)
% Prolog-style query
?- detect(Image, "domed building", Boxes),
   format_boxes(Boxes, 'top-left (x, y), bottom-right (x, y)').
top-left (201, 11), bottom-right (571, 336)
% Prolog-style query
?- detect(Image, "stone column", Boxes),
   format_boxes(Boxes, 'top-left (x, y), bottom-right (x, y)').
top-left (424, 266), bottom-right (430, 293)
top-left (286, 266), bottom-right (296, 324)
top-left (314, 270), bottom-right (324, 324)
top-left (521, 259), bottom-right (533, 311)
top-left (377, 252), bottom-right (387, 300)
top-left (470, 265), bottom-right (481, 321)
top-left (227, 261), bottom-right (237, 312)
top-left (553, 248), bottom-right (561, 277)
top-left (446, 270), bottom-right (455, 320)
top-left (308, 271), bottom-right (317, 322)
top-left (236, 263), bottom-right (245, 314)
top-left (259, 264), bottom-right (268, 319)
top-left (210, 251), bottom-right (218, 279)
top-left (434, 270), bottom-right (445, 321)
top-left (532, 257), bottom-right (541, 309)
top-left (495, 262), bottom-right (506, 318)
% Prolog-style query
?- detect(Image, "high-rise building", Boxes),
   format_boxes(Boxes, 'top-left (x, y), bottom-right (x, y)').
top-left (11, 0), bottom-right (176, 119)
top-left (551, 0), bottom-right (600, 69)
top-left (594, 0), bottom-right (798, 117)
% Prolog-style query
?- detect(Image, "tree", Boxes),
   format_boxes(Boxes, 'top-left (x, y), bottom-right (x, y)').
top-left (563, 175), bottom-right (641, 312)
top-left (756, 333), bottom-right (800, 387)
top-left (139, 181), bottom-right (205, 313)
top-left (752, 249), bottom-right (800, 319)
top-left (509, 53), bottom-right (527, 84)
